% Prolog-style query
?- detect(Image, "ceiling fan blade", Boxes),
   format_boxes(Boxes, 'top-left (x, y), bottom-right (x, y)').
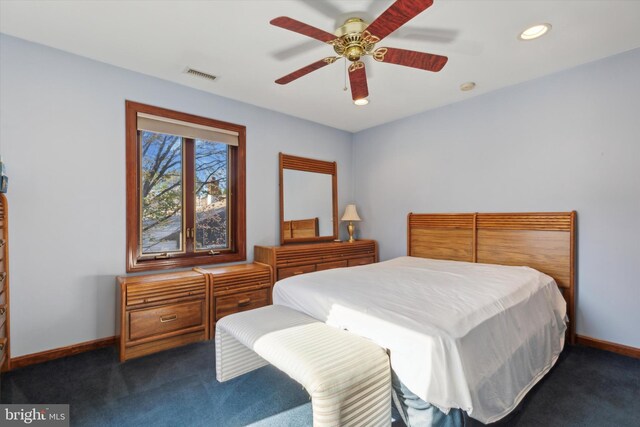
top-left (373, 47), bottom-right (448, 72)
top-left (275, 57), bottom-right (339, 85)
top-left (348, 61), bottom-right (369, 101)
top-left (365, 0), bottom-right (434, 42)
top-left (270, 16), bottom-right (337, 43)
top-left (272, 39), bottom-right (323, 61)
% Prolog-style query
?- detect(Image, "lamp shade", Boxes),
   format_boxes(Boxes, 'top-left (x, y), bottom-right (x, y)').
top-left (341, 204), bottom-right (361, 222)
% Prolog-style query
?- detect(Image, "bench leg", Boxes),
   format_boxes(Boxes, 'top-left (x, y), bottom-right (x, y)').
top-left (215, 328), bottom-right (268, 382)
top-left (311, 362), bottom-right (391, 427)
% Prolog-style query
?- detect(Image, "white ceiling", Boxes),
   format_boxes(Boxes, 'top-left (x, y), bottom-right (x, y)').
top-left (2, 0), bottom-right (640, 132)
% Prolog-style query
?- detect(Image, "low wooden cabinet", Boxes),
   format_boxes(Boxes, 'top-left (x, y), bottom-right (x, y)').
top-left (203, 263), bottom-right (273, 336)
top-left (118, 263), bottom-right (273, 360)
top-left (118, 270), bottom-right (208, 361)
top-left (255, 240), bottom-right (378, 281)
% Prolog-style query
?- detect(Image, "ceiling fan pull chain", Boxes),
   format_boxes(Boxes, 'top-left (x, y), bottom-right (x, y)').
top-left (343, 58), bottom-right (348, 91)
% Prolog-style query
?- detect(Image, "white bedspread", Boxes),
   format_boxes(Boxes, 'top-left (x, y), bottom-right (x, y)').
top-left (272, 256), bottom-right (567, 423)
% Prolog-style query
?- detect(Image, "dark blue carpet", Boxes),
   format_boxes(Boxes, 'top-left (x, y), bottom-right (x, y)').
top-left (1, 341), bottom-right (638, 426)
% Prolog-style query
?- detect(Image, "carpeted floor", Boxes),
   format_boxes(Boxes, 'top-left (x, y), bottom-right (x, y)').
top-left (1, 342), bottom-right (638, 426)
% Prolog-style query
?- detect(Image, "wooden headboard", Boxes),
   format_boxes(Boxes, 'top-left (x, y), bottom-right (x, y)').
top-left (407, 212), bottom-right (576, 344)
top-left (282, 218), bottom-right (319, 239)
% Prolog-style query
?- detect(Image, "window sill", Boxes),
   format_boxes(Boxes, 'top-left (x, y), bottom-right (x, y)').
top-left (127, 251), bottom-right (246, 273)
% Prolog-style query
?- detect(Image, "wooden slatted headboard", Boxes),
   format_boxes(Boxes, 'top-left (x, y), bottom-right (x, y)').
top-left (407, 212), bottom-right (576, 344)
top-left (283, 218), bottom-right (320, 239)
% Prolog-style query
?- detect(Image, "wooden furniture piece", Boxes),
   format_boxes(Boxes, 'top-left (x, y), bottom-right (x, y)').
top-left (255, 240), bottom-right (378, 281)
top-left (204, 263), bottom-right (273, 336)
top-left (407, 212), bottom-right (577, 344)
top-left (118, 263), bottom-right (271, 361)
top-left (118, 270), bottom-right (208, 361)
top-left (283, 218), bottom-right (319, 239)
top-left (0, 194), bottom-right (10, 372)
top-left (280, 153), bottom-right (338, 245)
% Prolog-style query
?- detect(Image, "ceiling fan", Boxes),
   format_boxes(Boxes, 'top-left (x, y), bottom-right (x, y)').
top-left (271, 0), bottom-right (448, 105)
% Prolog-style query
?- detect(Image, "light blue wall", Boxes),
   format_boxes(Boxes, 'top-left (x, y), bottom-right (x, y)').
top-left (2, 32), bottom-right (638, 356)
top-left (353, 48), bottom-right (640, 348)
top-left (0, 34), bottom-right (353, 357)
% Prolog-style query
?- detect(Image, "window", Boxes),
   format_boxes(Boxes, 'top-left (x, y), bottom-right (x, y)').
top-left (126, 101), bottom-right (246, 272)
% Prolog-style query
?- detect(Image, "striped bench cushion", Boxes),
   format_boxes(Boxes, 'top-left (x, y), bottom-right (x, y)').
top-left (216, 305), bottom-right (391, 427)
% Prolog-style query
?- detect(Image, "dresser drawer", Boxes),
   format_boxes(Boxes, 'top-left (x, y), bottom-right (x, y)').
top-left (213, 271), bottom-right (271, 292)
top-left (129, 300), bottom-right (204, 341)
top-left (348, 256), bottom-right (375, 267)
top-left (215, 288), bottom-right (270, 321)
top-left (278, 264), bottom-right (316, 280)
top-left (0, 337), bottom-right (7, 365)
top-left (126, 278), bottom-right (205, 306)
top-left (0, 273), bottom-right (6, 306)
top-left (0, 304), bottom-right (6, 337)
top-left (316, 260), bottom-right (348, 271)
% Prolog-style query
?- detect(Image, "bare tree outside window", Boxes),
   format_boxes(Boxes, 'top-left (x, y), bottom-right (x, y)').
top-left (195, 139), bottom-right (229, 250)
top-left (140, 133), bottom-right (231, 254)
top-left (141, 132), bottom-right (183, 253)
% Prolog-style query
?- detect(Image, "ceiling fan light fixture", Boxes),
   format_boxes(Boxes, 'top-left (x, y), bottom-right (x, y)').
top-left (519, 23), bottom-right (552, 40)
top-left (354, 98), bottom-right (369, 106)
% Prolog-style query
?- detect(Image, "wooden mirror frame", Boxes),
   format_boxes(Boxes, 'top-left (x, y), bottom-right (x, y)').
top-left (279, 153), bottom-right (338, 245)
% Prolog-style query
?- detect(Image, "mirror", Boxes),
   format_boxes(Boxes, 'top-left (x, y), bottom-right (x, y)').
top-left (279, 153), bottom-right (338, 245)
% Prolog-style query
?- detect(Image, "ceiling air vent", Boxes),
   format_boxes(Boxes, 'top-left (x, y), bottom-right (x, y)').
top-left (184, 67), bottom-right (217, 82)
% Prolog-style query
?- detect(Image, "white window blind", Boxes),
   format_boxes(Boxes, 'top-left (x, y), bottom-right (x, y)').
top-left (137, 112), bottom-right (239, 146)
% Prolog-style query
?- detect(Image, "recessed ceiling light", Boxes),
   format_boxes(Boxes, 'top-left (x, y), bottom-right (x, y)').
top-left (460, 82), bottom-right (476, 92)
top-left (519, 23), bottom-right (552, 41)
top-left (354, 98), bottom-right (369, 106)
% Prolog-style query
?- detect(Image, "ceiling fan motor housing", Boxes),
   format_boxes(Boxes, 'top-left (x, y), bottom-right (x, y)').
top-left (333, 18), bottom-right (377, 62)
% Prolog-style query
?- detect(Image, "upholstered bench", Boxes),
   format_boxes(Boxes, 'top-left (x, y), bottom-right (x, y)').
top-left (215, 305), bottom-right (391, 427)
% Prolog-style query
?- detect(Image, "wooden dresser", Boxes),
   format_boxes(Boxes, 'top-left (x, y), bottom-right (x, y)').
top-left (118, 263), bottom-right (273, 360)
top-left (118, 270), bottom-right (208, 361)
top-left (255, 240), bottom-right (378, 281)
top-left (0, 194), bottom-right (10, 372)
top-left (203, 263), bottom-right (273, 336)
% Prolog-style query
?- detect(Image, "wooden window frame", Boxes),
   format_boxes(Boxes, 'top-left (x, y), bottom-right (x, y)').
top-left (125, 101), bottom-right (246, 272)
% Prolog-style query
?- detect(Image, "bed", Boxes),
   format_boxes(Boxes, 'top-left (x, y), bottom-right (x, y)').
top-left (272, 211), bottom-right (576, 424)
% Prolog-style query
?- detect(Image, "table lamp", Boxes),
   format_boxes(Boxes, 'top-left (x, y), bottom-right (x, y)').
top-left (341, 204), bottom-right (361, 243)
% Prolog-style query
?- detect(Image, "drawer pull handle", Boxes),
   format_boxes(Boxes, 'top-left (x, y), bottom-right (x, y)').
top-left (238, 298), bottom-right (251, 307)
top-left (160, 314), bottom-right (178, 323)
top-left (293, 271), bottom-right (304, 275)
top-left (155, 253), bottom-right (170, 259)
